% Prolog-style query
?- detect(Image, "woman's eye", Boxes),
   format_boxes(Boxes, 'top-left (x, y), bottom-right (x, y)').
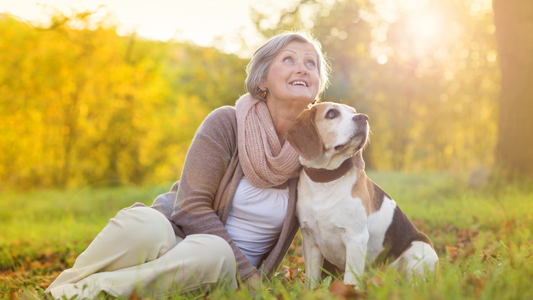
top-left (326, 109), bottom-right (339, 119)
top-left (283, 57), bottom-right (293, 63)
top-left (306, 60), bottom-right (316, 67)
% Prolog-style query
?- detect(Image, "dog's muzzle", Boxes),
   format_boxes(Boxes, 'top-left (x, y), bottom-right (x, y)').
top-left (352, 113), bottom-right (369, 151)
top-left (353, 113), bottom-right (369, 124)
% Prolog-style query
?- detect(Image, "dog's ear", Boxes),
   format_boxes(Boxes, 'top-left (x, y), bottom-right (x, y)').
top-left (286, 106), bottom-right (323, 161)
top-left (354, 150), bottom-right (365, 170)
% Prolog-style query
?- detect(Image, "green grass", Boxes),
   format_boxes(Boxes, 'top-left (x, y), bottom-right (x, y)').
top-left (1, 172), bottom-right (532, 299)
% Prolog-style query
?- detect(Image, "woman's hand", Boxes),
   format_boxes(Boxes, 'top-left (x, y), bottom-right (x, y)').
top-left (243, 272), bottom-right (262, 290)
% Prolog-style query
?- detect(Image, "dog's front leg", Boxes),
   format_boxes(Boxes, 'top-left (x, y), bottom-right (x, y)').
top-left (302, 230), bottom-right (324, 290)
top-left (344, 231), bottom-right (369, 288)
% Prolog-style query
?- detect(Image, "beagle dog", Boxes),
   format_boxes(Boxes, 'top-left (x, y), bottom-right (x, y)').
top-left (286, 102), bottom-right (438, 289)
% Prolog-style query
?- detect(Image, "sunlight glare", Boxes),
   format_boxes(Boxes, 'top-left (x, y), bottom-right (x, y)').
top-left (377, 54), bottom-right (388, 64)
top-left (0, 0), bottom-right (296, 56)
top-left (408, 14), bottom-right (442, 41)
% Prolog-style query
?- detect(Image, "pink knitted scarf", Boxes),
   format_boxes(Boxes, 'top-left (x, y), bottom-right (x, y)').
top-left (235, 94), bottom-right (301, 188)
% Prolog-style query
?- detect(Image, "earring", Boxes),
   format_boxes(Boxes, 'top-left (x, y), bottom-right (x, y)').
top-left (311, 100), bottom-right (316, 105)
top-left (260, 89), bottom-right (267, 98)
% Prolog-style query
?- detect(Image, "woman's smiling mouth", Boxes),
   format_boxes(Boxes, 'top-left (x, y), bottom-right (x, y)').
top-left (290, 80), bottom-right (308, 87)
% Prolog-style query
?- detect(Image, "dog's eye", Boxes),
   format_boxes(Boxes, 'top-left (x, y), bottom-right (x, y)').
top-left (326, 109), bottom-right (339, 119)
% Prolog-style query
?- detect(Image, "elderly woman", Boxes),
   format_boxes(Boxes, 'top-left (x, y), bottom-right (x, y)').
top-left (45, 31), bottom-right (330, 299)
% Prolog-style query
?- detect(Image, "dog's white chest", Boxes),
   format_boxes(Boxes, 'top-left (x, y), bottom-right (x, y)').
top-left (297, 175), bottom-right (368, 269)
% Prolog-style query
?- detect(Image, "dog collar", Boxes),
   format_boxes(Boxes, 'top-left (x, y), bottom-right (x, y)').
top-left (303, 158), bottom-right (354, 183)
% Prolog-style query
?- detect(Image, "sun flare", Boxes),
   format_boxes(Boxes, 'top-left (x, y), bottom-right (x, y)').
top-left (407, 13), bottom-right (443, 42)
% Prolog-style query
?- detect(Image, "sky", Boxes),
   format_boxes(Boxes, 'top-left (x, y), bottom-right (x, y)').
top-left (0, 0), bottom-right (493, 58)
top-left (0, 0), bottom-right (295, 55)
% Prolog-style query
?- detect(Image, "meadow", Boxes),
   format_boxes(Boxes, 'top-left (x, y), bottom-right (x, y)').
top-left (1, 0), bottom-right (532, 298)
top-left (1, 172), bottom-right (532, 299)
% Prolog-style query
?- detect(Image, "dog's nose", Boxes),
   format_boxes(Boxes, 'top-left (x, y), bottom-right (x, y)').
top-left (353, 114), bottom-right (369, 124)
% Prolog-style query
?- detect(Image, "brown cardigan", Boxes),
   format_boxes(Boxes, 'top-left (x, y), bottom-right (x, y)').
top-left (140, 106), bottom-right (300, 282)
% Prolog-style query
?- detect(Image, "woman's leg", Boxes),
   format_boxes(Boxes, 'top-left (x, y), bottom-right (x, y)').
top-left (46, 207), bottom-right (237, 298)
top-left (48, 234), bottom-right (237, 299)
top-left (46, 206), bottom-right (176, 293)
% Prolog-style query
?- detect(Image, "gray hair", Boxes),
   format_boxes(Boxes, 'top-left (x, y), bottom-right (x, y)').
top-left (245, 31), bottom-right (330, 101)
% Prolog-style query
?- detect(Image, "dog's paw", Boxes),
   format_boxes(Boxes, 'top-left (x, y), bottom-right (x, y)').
top-left (343, 273), bottom-right (360, 287)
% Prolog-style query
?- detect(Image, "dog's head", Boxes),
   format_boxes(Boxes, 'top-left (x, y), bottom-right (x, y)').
top-left (286, 102), bottom-right (369, 170)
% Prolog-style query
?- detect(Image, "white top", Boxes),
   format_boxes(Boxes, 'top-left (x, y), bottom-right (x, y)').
top-left (225, 176), bottom-right (288, 267)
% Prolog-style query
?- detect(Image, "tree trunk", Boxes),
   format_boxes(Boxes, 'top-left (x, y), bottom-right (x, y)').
top-left (493, 0), bottom-right (533, 177)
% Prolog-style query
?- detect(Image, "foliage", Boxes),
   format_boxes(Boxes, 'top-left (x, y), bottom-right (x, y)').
top-left (252, 0), bottom-right (500, 172)
top-left (1, 172), bottom-right (532, 299)
top-left (0, 0), bottom-right (509, 191)
top-left (0, 11), bottom-right (247, 191)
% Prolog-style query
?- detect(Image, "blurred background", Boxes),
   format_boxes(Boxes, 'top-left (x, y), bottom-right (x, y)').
top-left (0, 0), bottom-right (531, 191)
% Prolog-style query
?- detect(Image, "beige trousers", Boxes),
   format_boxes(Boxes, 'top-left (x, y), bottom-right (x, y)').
top-left (45, 207), bottom-right (237, 299)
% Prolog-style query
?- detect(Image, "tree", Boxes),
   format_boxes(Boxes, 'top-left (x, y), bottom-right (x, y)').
top-left (252, 0), bottom-right (499, 172)
top-left (493, 0), bottom-right (533, 177)
top-left (0, 11), bottom-right (247, 190)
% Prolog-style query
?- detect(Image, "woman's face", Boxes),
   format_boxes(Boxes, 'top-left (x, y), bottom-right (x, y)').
top-left (260, 41), bottom-right (320, 108)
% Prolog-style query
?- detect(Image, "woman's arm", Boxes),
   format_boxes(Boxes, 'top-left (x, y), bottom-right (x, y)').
top-left (170, 106), bottom-right (257, 281)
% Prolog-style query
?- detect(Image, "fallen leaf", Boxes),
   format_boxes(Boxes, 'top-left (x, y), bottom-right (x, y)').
top-left (278, 265), bottom-right (294, 282)
top-left (9, 287), bottom-right (18, 300)
top-left (446, 246), bottom-right (459, 263)
top-left (475, 279), bottom-right (485, 298)
top-left (287, 267), bottom-right (295, 281)
top-left (365, 275), bottom-right (383, 290)
top-left (38, 280), bottom-right (52, 288)
top-left (129, 289), bottom-right (140, 300)
top-left (443, 222), bottom-right (459, 233)
top-left (466, 272), bottom-right (485, 298)
top-left (412, 219), bottom-right (428, 232)
top-left (371, 275), bottom-right (382, 287)
top-left (289, 256), bottom-right (305, 265)
top-left (329, 280), bottom-right (366, 299)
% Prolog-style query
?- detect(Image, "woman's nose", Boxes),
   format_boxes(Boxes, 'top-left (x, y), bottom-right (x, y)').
top-left (295, 61), bottom-right (308, 74)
